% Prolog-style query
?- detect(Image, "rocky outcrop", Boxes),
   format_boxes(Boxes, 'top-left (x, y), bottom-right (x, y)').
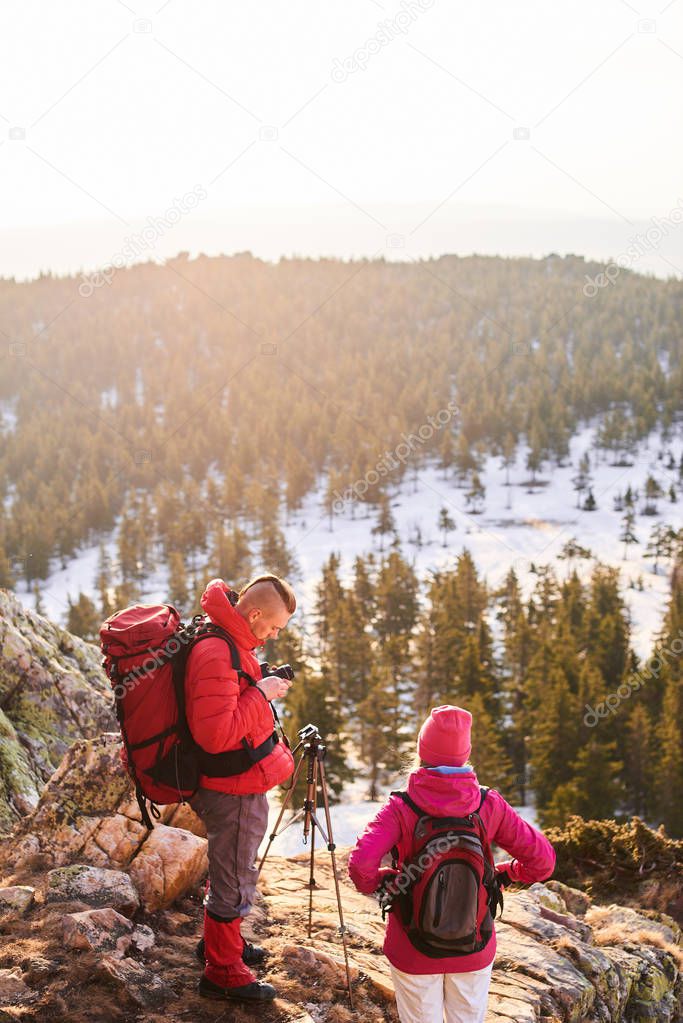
top-left (0, 588), bottom-right (114, 831)
top-left (1, 829), bottom-right (682, 1020)
top-left (258, 854), bottom-right (683, 1023)
top-left (127, 824), bottom-right (208, 912)
top-left (0, 885), bottom-right (35, 924)
top-left (62, 907), bottom-right (155, 956)
top-left (45, 865), bottom-right (141, 916)
top-left (4, 732), bottom-right (207, 912)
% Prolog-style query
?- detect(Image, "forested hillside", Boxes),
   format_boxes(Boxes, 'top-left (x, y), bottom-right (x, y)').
top-left (2, 252), bottom-right (683, 840)
top-left (1, 252), bottom-right (682, 591)
top-left (277, 547), bottom-right (683, 837)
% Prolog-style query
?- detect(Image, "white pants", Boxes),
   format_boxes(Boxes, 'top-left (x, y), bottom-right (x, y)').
top-left (389, 962), bottom-right (493, 1023)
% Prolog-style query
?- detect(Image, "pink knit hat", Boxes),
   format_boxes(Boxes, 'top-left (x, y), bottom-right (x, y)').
top-left (418, 705), bottom-right (472, 767)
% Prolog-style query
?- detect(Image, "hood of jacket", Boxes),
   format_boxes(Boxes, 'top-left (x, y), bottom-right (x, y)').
top-left (405, 765), bottom-right (485, 817)
top-left (200, 578), bottom-right (261, 652)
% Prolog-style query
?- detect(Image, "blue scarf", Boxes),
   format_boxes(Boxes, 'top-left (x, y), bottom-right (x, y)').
top-left (426, 765), bottom-right (473, 775)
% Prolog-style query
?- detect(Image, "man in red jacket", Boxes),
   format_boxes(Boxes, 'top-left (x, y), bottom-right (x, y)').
top-left (186, 574), bottom-right (296, 1003)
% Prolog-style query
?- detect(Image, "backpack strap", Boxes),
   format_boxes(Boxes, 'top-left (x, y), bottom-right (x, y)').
top-left (390, 790), bottom-right (428, 819)
top-left (182, 620), bottom-right (291, 770)
top-left (190, 622), bottom-right (252, 681)
top-left (476, 786), bottom-right (490, 813)
top-left (191, 622), bottom-right (289, 744)
top-left (388, 791), bottom-right (421, 870)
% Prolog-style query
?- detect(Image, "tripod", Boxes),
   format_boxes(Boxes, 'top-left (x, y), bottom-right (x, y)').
top-left (258, 724), bottom-right (354, 1009)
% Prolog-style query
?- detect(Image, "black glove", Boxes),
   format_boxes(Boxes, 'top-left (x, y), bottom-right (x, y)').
top-left (496, 869), bottom-right (512, 888)
top-left (376, 868), bottom-right (400, 919)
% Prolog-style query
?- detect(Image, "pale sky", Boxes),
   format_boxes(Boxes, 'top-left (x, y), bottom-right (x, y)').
top-left (1, 0), bottom-right (683, 279)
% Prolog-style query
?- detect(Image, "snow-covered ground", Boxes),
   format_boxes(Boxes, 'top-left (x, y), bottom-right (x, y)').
top-left (282, 421), bottom-right (682, 661)
top-left (15, 421), bottom-right (682, 659)
top-left (0, 398), bottom-right (18, 436)
top-left (258, 769), bottom-right (391, 859)
top-left (258, 769), bottom-right (537, 859)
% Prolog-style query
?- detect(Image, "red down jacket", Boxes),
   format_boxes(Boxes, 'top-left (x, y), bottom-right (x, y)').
top-left (184, 578), bottom-right (295, 795)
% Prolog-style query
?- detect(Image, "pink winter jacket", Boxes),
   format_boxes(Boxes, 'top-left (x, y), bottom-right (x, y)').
top-left (347, 766), bottom-right (556, 974)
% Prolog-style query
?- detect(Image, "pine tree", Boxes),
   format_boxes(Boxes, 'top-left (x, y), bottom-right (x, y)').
top-left (0, 540), bottom-right (14, 588)
top-left (358, 662), bottom-right (406, 800)
top-left (558, 538), bottom-right (592, 578)
top-left (67, 592), bottom-right (100, 641)
top-left (213, 523), bottom-right (252, 584)
top-left (439, 428), bottom-right (455, 476)
top-left (501, 432), bottom-right (516, 492)
top-left (95, 544), bottom-right (115, 619)
top-left (644, 524), bottom-right (676, 575)
top-left (525, 421), bottom-right (544, 485)
top-left (315, 552), bottom-right (346, 649)
top-left (622, 703), bottom-right (654, 819)
top-left (497, 568), bottom-right (533, 802)
top-left (585, 566), bottom-right (630, 689)
top-left (415, 551), bottom-right (490, 712)
top-left (168, 550), bottom-right (189, 611)
top-left (642, 475), bottom-right (663, 516)
top-left (372, 494), bottom-right (396, 553)
top-left (438, 506), bottom-right (456, 547)
top-left (528, 667), bottom-right (580, 813)
top-left (353, 554), bottom-right (376, 620)
top-left (465, 472), bottom-right (485, 514)
top-left (467, 692), bottom-right (515, 795)
top-left (544, 737), bottom-right (624, 827)
top-left (455, 432), bottom-right (478, 484)
top-left (572, 452), bottom-right (591, 509)
top-left (620, 508), bottom-right (638, 560)
top-left (583, 488), bottom-right (597, 511)
top-left (655, 676), bottom-right (683, 836)
top-left (259, 521), bottom-right (298, 580)
top-left (281, 673), bottom-right (353, 805)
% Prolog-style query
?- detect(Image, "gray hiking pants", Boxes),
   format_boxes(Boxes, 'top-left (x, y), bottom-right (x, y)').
top-left (189, 787), bottom-right (269, 920)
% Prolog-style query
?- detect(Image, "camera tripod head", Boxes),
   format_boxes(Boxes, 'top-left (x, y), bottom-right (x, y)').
top-left (295, 723), bottom-right (327, 758)
top-left (298, 722), bottom-right (321, 741)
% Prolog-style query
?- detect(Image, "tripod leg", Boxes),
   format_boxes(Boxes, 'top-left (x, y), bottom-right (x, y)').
top-left (307, 755), bottom-right (318, 939)
top-left (257, 751), bottom-right (305, 874)
top-left (317, 757), bottom-right (355, 1010)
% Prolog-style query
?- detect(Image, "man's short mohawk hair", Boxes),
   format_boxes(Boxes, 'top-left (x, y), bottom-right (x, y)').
top-left (239, 573), bottom-right (296, 614)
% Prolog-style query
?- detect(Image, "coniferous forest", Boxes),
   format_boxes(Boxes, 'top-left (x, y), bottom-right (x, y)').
top-left (1, 252), bottom-right (683, 833)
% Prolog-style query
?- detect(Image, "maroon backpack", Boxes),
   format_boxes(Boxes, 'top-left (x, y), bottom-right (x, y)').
top-left (385, 787), bottom-right (504, 957)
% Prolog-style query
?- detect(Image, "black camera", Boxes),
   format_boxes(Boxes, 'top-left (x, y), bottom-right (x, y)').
top-left (259, 661), bottom-right (294, 681)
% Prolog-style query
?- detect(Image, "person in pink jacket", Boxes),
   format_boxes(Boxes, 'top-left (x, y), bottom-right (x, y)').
top-left (348, 705), bottom-right (556, 1023)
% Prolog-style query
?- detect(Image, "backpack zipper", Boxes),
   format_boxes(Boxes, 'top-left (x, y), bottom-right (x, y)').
top-left (433, 870), bottom-right (446, 927)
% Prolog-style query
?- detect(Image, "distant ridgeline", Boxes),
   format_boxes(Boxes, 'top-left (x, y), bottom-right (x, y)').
top-left (0, 252), bottom-right (681, 590)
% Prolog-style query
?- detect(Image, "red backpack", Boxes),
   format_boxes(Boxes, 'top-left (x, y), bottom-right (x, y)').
top-left (384, 787), bottom-right (504, 957)
top-left (100, 603), bottom-right (280, 829)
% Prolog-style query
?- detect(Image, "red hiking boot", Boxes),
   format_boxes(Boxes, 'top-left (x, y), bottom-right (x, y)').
top-left (198, 911), bottom-right (276, 1002)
